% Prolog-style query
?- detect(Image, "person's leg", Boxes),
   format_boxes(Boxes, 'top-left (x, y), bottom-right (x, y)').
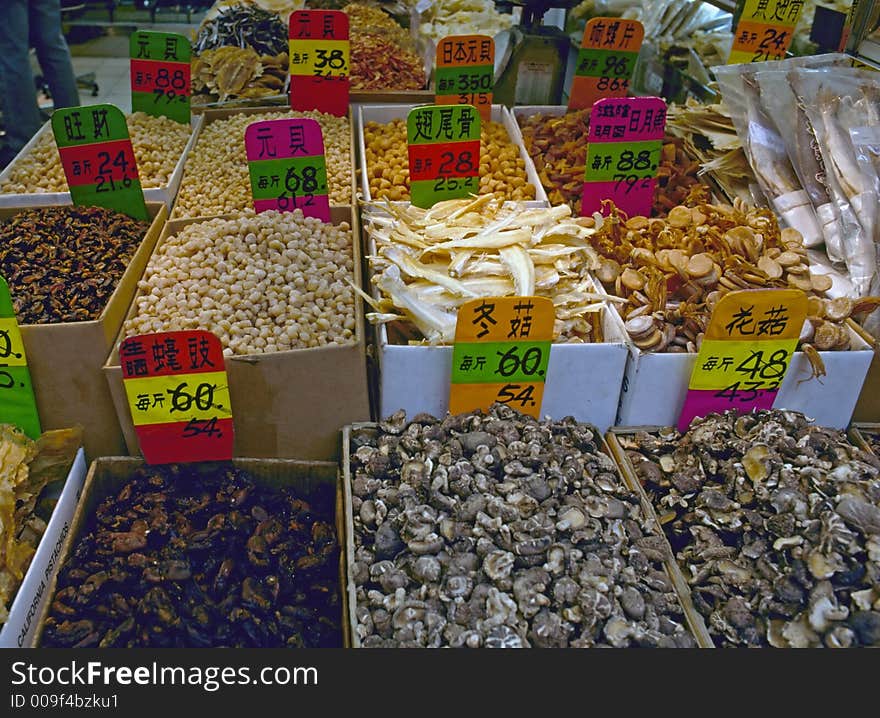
top-left (29, 0), bottom-right (80, 109)
top-left (0, 0), bottom-right (43, 156)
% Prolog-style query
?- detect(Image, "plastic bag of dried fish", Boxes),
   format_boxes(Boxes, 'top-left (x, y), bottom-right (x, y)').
top-left (848, 125), bottom-right (880, 340)
top-left (359, 197), bottom-right (610, 344)
top-left (618, 409), bottom-right (880, 648)
top-left (0, 425), bottom-right (81, 625)
top-left (791, 67), bottom-right (880, 299)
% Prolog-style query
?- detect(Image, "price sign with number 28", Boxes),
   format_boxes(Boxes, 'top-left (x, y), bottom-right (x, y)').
top-left (120, 330), bottom-right (234, 464)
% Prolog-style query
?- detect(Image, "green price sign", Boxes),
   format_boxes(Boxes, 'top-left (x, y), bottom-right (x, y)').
top-left (0, 277), bottom-right (41, 439)
top-left (130, 31), bottom-right (191, 124)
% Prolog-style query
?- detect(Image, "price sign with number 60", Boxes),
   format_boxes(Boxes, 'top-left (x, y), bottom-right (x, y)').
top-left (120, 330), bottom-right (234, 464)
top-left (0, 277), bottom-right (40, 439)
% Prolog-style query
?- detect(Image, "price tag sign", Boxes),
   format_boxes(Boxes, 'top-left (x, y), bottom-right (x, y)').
top-left (407, 104), bottom-right (481, 208)
top-left (582, 97), bottom-right (666, 217)
top-left (289, 10), bottom-right (349, 117)
top-left (449, 297), bottom-right (554, 418)
top-left (728, 0), bottom-right (804, 64)
top-left (0, 277), bottom-right (40, 439)
top-left (677, 289), bottom-right (808, 431)
top-left (130, 30), bottom-right (191, 124)
top-left (120, 330), bottom-right (234, 464)
top-left (51, 104), bottom-right (148, 220)
top-left (435, 35), bottom-right (494, 123)
top-left (245, 118), bottom-right (331, 221)
top-left (569, 18), bottom-right (644, 111)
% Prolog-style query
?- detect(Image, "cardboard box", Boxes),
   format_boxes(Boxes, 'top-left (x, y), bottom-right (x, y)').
top-left (0, 116), bottom-right (203, 210)
top-left (171, 105), bottom-right (356, 219)
top-left (342, 423), bottom-right (713, 648)
top-left (103, 207), bottom-right (370, 461)
top-left (0, 448), bottom-right (86, 648)
top-left (5, 202), bottom-right (168, 459)
top-left (356, 103), bottom-right (549, 208)
top-left (615, 327), bottom-right (875, 429)
top-left (31, 456), bottom-right (349, 647)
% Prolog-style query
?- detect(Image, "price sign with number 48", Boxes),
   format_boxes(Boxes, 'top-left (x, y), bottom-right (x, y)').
top-left (120, 330), bottom-right (234, 464)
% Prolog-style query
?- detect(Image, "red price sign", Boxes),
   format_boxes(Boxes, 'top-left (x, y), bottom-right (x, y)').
top-left (289, 10), bottom-right (349, 117)
top-left (568, 18), bottom-right (643, 111)
top-left (130, 31), bottom-right (191, 124)
top-left (582, 97), bottom-right (666, 217)
top-left (51, 104), bottom-right (148, 220)
top-left (120, 330), bottom-right (234, 464)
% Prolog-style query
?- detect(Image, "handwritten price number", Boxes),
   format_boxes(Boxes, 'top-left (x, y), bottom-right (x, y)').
top-left (151, 66), bottom-right (187, 104)
top-left (166, 379), bottom-right (227, 439)
top-left (433, 149), bottom-right (477, 191)
top-left (497, 383), bottom-right (537, 408)
top-left (610, 149), bottom-right (656, 194)
top-left (95, 149), bottom-right (132, 193)
top-left (495, 345), bottom-right (544, 378)
top-left (752, 29), bottom-right (788, 62)
top-left (183, 416), bottom-right (223, 438)
top-left (458, 93), bottom-right (491, 106)
top-left (712, 348), bottom-right (789, 402)
top-left (275, 163), bottom-right (322, 208)
top-left (313, 48), bottom-right (347, 77)
top-left (0, 327), bottom-right (21, 390)
top-left (456, 73), bottom-right (492, 92)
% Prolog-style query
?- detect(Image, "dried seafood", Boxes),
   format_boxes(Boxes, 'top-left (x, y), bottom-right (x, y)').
top-left (361, 197), bottom-right (606, 344)
top-left (349, 405), bottom-right (699, 647)
top-left (191, 46), bottom-right (288, 102)
top-left (42, 464), bottom-right (342, 648)
top-left (587, 194), bottom-right (878, 353)
top-left (1, 425), bottom-right (81, 625)
top-left (517, 109), bottom-right (701, 216)
top-left (193, 4), bottom-right (288, 56)
top-left (620, 409), bottom-right (880, 648)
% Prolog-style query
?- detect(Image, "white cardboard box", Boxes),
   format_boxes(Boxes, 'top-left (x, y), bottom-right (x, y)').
top-left (0, 115), bottom-right (203, 210)
top-left (0, 448), bottom-right (86, 648)
top-left (356, 103), bottom-right (548, 208)
top-left (615, 331), bottom-right (874, 429)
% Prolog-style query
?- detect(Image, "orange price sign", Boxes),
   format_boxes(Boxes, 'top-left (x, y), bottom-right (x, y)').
top-left (728, 0), bottom-right (805, 64)
top-left (568, 18), bottom-right (643, 111)
top-left (435, 35), bottom-right (494, 123)
top-left (449, 297), bottom-right (555, 418)
top-left (678, 289), bottom-right (807, 431)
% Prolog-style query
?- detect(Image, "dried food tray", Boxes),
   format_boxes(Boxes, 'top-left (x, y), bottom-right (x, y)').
top-left (1, 202), bottom-right (167, 459)
top-left (103, 207), bottom-right (370, 461)
top-left (360, 215), bottom-right (628, 430)
top-left (0, 116), bottom-right (203, 211)
top-left (356, 103), bottom-right (549, 212)
top-left (0, 448), bottom-right (86, 648)
top-left (30, 456), bottom-right (349, 648)
top-left (170, 104), bottom-right (356, 219)
top-left (342, 422), bottom-right (713, 648)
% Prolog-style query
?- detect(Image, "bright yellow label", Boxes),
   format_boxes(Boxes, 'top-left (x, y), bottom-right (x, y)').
top-left (123, 371), bottom-right (232, 426)
top-left (0, 317), bottom-right (27, 367)
top-left (288, 39), bottom-right (350, 77)
top-left (704, 289), bottom-right (807, 341)
top-left (687, 338), bottom-right (797, 391)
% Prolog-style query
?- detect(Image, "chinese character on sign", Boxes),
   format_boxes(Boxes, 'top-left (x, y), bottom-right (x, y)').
top-left (472, 300), bottom-right (497, 338)
top-left (91, 108), bottom-right (110, 139)
top-left (437, 107), bottom-right (455, 140)
top-left (151, 337), bottom-right (182, 371)
top-left (188, 336), bottom-right (215, 369)
top-left (725, 305), bottom-right (755, 336)
top-left (756, 305), bottom-right (789, 336)
top-left (508, 300), bottom-right (535, 339)
top-left (163, 37), bottom-right (178, 60)
top-left (136, 36), bottom-right (149, 58)
top-left (413, 111), bottom-right (433, 141)
top-left (256, 126), bottom-right (277, 158)
top-left (459, 355), bottom-right (473, 371)
top-left (63, 112), bottom-right (84, 141)
top-left (457, 106), bottom-right (475, 138)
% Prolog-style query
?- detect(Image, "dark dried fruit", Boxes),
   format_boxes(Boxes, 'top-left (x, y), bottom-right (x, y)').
top-left (42, 463), bottom-right (341, 648)
top-left (0, 206), bottom-right (149, 324)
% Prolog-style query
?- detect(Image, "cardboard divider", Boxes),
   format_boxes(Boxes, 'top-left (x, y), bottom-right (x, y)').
top-left (4, 202), bottom-right (168, 459)
top-left (341, 421), bottom-right (712, 648)
top-left (0, 116), bottom-right (202, 210)
top-left (103, 206), bottom-right (370, 461)
top-left (356, 103), bottom-right (549, 211)
top-left (171, 105), bottom-right (356, 220)
top-left (30, 456), bottom-right (348, 647)
top-left (0, 448), bottom-right (86, 648)
top-left (605, 429), bottom-right (716, 648)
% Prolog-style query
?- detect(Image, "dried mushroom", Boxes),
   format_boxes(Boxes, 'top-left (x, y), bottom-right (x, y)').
top-left (0, 206), bottom-right (149, 324)
top-left (621, 409), bottom-right (880, 648)
top-left (42, 464), bottom-right (341, 648)
top-left (349, 405), bottom-right (698, 648)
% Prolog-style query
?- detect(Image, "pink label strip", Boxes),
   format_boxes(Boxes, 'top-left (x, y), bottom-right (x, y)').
top-left (677, 388), bottom-right (777, 433)
top-left (245, 118), bottom-right (324, 161)
top-left (582, 178), bottom-right (655, 217)
top-left (587, 97), bottom-right (667, 143)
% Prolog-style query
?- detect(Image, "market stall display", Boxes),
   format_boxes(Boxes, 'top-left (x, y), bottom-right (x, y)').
top-left (0, 113), bottom-right (198, 209)
top-left (611, 409), bottom-right (880, 648)
top-left (38, 459), bottom-right (343, 648)
top-left (174, 108), bottom-right (353, 218)
top-left (344, 407), bottom-right (707, 647)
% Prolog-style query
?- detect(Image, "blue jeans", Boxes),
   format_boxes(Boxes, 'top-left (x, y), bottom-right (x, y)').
top-left (0, 0), bottom-right (80, 154)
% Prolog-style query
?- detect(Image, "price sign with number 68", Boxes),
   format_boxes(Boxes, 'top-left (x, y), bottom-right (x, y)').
top-left (120, 330), bottom-right (234, 464)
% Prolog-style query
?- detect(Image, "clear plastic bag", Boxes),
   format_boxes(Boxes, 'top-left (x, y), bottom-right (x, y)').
top-left (849, 124), bottom-right (880, 337)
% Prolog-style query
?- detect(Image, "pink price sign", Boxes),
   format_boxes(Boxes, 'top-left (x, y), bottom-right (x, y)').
top-left (582, 97), bottom-right (667, 218)
top-left (245, 118), bottom-right (331, 221)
